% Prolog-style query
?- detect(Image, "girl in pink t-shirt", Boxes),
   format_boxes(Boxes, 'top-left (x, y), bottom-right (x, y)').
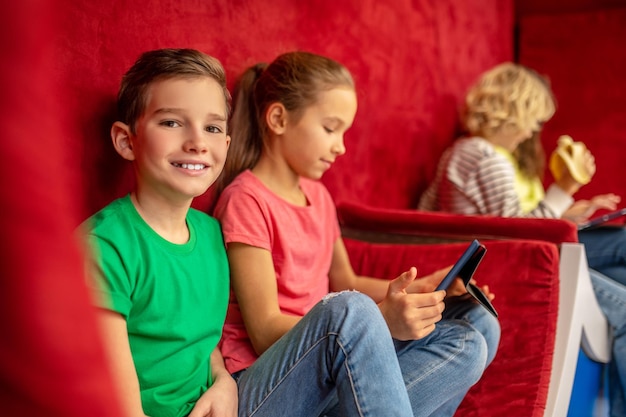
top-left (213, 51), bottom-right (500, 417)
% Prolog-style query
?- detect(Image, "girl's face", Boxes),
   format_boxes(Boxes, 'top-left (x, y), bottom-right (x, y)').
top-left (280, 86), bottom-right (357, 180)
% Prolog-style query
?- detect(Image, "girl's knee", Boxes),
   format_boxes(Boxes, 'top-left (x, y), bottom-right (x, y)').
top-left (321, 290), bottom-right (378, 318)
top-left (318, 291), bottom-right (389, 335)
top-left (441, 321), bottom-right (490, 383)
top-left (463, 323), bottom-right (491, 383)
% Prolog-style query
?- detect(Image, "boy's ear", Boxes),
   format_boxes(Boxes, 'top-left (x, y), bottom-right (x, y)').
top-left (265, 102), bottom-right (288, 135)
top-left (111, 121), bottom-right (135, 161)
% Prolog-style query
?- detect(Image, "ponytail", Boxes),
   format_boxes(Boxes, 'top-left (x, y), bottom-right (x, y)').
top-left (217, 63), bottom-right (268, 195)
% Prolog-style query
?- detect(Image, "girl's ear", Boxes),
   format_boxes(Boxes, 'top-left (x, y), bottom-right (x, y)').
top-left (265, 102), bottom-right (288, 135)
top-left (111, 121), bottom-right (136, 161)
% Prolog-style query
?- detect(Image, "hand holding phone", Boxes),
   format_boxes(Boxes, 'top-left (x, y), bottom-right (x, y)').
top-left (437, 240), bottom-right (498, 318)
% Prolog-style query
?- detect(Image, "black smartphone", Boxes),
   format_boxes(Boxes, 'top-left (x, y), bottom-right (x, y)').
top-left (436, 240), bottom-right (498, 318)
top-left (436, 240), bottom-right (486, 290)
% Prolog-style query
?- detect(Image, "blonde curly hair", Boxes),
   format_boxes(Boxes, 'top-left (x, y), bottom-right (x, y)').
top-left (462, 62), bottom-right (556, 139)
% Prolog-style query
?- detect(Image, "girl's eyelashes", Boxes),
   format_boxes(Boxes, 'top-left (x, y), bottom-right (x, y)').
top-left (324, 126), bottom-right (334, 134)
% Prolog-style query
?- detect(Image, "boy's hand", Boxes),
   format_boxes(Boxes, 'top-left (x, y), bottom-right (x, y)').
top-left (187, 372), bottom-right (238, 417)
top-left (379, 267), bottom-right (446, 341)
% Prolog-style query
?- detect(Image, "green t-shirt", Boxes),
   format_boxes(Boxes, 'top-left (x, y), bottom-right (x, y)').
top-left (82, 195), bottom-right (229, 417)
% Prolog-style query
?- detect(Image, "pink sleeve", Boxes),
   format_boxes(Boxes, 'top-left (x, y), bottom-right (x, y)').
top-left (213, 185), bottom-right (273, 251)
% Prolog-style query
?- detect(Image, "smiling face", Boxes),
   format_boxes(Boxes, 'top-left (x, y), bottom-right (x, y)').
top-left (280, 86), bottom-right (357, 180)
top-left (113, 76), bottom-right (230, 204)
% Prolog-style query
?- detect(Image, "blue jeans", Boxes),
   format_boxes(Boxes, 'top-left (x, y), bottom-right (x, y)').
top-left (579, 227), bottom-right (626, 286)
top-left (589, 270), bottom-right (626, 417)
top-left (235, 291), bottom-right (500, 417)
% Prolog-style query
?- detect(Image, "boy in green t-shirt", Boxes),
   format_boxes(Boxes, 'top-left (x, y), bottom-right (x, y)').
top-left (80, 49), bottom-right (235, 417)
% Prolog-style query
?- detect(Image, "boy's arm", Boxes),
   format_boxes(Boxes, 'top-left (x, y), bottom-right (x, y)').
top-left (188, 349), bottom-right (238, 417)
top-left (97, 309), bottom-right (147, 417)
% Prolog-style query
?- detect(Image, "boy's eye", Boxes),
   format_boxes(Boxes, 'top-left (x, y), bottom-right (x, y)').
top-left (206, 125), bottom-right (224, 134)
top-left (160, 120), bottom-right (181, 128)
top-left (324, 127), bottom-right (334, 134)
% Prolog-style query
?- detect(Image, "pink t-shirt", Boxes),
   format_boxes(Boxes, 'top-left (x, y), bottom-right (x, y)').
top-left (213, 170), bottom-right (341, 373)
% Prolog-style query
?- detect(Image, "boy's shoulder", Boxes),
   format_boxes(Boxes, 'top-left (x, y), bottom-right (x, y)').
top-left (79, 195), bottom-right (134, 237)
top-left (187, 206), bottom-right (221, 232)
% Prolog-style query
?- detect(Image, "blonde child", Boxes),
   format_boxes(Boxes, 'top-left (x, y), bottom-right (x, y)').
top-left (214, 51), bottom-right (500, 417)
top-left (419, 62), bottom-right (626, 417)
top-left (80, 49), bottom-right (236, 417)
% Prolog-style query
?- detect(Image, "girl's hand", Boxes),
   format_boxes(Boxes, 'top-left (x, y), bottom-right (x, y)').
top-left (379, 267), bottom-right (446, 341)
top-left (407, 266), bottom-right (450, 293)
top-left (407, 266), bottom-right (479, 298)
top-left (187, 371), bottom-right (238, 417)
top-left (562, 193), bottom-right (621, 224)
top-left (468, 279), bottom-right (495, 301)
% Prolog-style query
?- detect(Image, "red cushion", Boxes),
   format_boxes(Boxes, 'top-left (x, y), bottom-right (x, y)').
top-left (344, 238), bottom-right (560, 417)
top-left (338, 201), bottom-right (580, 244)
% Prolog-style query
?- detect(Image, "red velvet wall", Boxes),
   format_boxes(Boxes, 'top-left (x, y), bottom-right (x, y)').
top-left (53, 0), bottom-right (513, 223)
top-left (518, 6), bottom-right (626, 202)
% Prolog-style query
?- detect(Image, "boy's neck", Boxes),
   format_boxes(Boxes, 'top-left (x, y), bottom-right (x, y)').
top-left (130, 192), bottom-right (192, 244)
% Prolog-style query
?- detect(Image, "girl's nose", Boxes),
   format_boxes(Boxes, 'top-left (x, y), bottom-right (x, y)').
top-left (332, 137), bottom-right (346, 156)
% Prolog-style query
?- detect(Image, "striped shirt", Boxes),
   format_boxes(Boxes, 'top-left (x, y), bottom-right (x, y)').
top-left (418, 137), bottom-right (572, 218)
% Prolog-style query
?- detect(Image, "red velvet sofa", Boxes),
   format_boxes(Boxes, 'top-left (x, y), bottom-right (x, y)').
top-left (5, 0), bottom-right (623, 416)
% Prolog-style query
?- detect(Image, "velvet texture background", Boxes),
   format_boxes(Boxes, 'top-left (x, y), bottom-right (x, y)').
top-left (519, 7), bottom-right (626, 204)
top-left (53, 0), bottom-right (513, 221)
top-left (345, 239), bottom-right (560, 417)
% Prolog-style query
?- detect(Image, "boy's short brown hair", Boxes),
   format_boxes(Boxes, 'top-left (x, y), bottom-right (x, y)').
top-left (117, 48), bottom-right (231, 133)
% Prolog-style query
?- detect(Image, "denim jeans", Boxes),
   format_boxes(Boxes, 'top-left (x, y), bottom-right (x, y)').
top-left (589, 270), bottom-right (626, 417)
top-left (235, 291), bottom-right (499, 417)
top-left (579, 227), bottom-right (626, 286)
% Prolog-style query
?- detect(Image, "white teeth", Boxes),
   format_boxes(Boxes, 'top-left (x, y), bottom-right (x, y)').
top-left (174, 163), bottom-right (206, 170)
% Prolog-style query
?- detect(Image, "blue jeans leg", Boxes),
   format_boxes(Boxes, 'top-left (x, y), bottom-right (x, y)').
top-left (235, 291), bottom-right (413, 417)
top-left (579, 228), bottom-right (626, 286)
top-left (589, 270), bottom-right (626, 417)
top-left (443, 298), bottom-right (501, 367)
top-left (393, 300), bottom-right (500, 417)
